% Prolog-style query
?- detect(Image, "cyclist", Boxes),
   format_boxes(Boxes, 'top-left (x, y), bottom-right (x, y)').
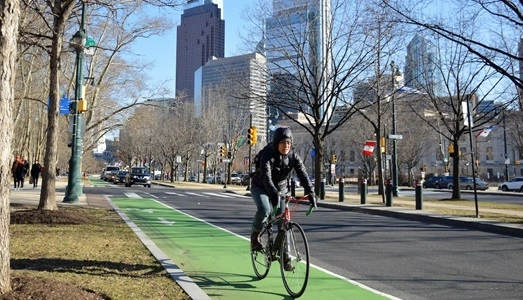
top-left (250, 127), bottom-right (317, 268)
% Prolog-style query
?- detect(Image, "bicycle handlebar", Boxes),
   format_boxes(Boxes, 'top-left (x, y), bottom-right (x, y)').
top-left (271, 194), bottom-right (315, 218)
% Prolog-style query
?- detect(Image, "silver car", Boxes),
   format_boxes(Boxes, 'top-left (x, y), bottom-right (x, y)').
top-left (498, 177), bottom-right (523, 192)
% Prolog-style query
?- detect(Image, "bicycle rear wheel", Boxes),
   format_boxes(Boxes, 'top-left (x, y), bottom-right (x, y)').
top-left (279, 222), bottom-right (309, 298)
top-left (251, 225), bottom-right (272, 279)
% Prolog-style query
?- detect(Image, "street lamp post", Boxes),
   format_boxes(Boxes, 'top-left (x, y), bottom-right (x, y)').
top-left (391, 61), bottom-right (400, 197)
top-left (63, 2), bottom-right (86, 203)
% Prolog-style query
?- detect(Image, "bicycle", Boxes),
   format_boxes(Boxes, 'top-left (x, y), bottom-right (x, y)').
top-left (251, 194), bottom-right (314, 298)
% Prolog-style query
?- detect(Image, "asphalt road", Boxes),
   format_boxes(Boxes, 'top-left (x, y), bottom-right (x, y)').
top-left (93, 184), bottom-right (523, 300)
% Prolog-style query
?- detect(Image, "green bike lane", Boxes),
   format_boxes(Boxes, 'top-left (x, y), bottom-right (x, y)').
top-left (112, 197), bottom-right (398, 300)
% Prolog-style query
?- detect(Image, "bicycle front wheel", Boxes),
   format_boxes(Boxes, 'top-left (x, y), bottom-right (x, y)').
top-left (251, 226), bottom-right (272, 279)
top-left (279, 222), bottom-right (310, 298)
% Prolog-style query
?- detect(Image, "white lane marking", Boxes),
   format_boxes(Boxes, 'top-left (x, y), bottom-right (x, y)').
top-left (124, 193), bottom-right (142, 198)
top-left (203, 192), bottom-right (233, 198)
top-left (185, 192), bottom-right (209, 198)
top-left (158, 218), bottom-right (175, 225)
top-left (165, 192), bottom-right (185, 197)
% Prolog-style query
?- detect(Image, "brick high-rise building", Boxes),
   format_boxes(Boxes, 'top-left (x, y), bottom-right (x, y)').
top-left (176, 0), bottom-right (224, 102)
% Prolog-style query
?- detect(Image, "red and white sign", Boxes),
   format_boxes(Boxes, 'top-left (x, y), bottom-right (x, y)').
top-left (363, 140), bottom-right (377, 156)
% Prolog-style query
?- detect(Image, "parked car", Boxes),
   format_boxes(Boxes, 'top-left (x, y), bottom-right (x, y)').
top-left (113, 171), bottom-right (128, 184)
top-left (230, 173), bottom-right (242, 185)
top-left (434, 176), bottom-right (453, 189)
top-left (447, 177), bottom-right (489, 191)
top-left (423, 176), bottom-right (444, 189)
top-left (188, 176), bottom-right (197, 182)
top-left (125, 167), bottom-right (152, 188)
top-left (101, 166), bottom-right (119, 181)
top-left (498, 177), bottom-right (523, 192)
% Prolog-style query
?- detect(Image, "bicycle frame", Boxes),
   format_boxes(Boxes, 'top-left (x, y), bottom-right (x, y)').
top-left (251, 194), bottom-right (312, 298)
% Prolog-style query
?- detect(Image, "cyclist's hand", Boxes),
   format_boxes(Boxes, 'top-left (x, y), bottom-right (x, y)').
top-left (308, 193), bottom-right (317, 209)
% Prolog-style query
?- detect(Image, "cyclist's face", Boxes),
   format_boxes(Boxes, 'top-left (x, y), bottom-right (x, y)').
top-left (278, 140), bottom-right (291, 155)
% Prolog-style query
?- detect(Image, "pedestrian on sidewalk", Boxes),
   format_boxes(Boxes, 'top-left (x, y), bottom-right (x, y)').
top-left (30, 160), bottom-right (42, 188)
top-left (11, 155), bottom-right (25, 190)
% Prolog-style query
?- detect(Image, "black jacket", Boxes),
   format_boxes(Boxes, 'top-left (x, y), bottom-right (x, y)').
top-left (252, 127), bottom-right (313, 202)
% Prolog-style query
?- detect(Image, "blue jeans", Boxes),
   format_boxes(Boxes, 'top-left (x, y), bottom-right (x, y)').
top-left (251, 185), bottom-right (285, 232)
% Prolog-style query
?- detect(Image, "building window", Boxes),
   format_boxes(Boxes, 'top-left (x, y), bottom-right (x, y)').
top-left (349, 150), bottom-right (355, 162)
top-left (486, 146), bottom-right (493, 160)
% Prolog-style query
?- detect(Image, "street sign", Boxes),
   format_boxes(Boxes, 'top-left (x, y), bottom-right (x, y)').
top-left (221, 159), bottom-right (231, 163)
top-left (388, 134), bottom-right (403, 140)
top-left (462, 101), bottom-right (473, 127)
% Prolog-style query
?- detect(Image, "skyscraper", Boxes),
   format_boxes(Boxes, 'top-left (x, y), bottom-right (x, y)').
top-left (194, 53), bottom-right (267, 141)
top-left (176, 0), bottom-right (224, 102)
top-left (404, 34), bottom-right (441, 95)
top-left (264, 0), bottom-right (332, 118)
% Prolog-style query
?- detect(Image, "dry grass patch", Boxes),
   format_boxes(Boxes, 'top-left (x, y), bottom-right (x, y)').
top-left (7, 206), bottom-right (190, 300)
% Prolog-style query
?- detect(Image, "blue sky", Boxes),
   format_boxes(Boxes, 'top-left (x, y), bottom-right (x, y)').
top-left (131, 0), bottom-right (250, 97)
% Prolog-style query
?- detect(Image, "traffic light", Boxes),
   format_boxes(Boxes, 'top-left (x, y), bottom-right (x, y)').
top-left (516, 160), bottom-right (520, 165)
top-left (247, 126), bottom-right (257, 145)
top-left (380, 137), bottom-right (386, 153)
top-left (332, 154), bottom-right (337, 163)
top-left (421, 164), bottom-right (426, 171)
top-left (227, 151), bottom-right (232, 159)
top-left (448, 144), bottom-right (454, 157)
top-left (220, 145), bottom-right (226, 157)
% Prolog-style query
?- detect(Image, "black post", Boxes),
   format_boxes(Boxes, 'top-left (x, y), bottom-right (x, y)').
top-left (360, 178), bottom-right (367, 204)
top-left (503, 111), bottom-right (509, 181)
top-left (385, 179), bottom-right (392, 207)
top-left (339, 178), bottom-right (344, 202)
top-left (290, 177), bottom-right (296, 197)
top-left (415, 180), bottom-right (423, 210)
top-left (320, 178), bottom-right (326, 200)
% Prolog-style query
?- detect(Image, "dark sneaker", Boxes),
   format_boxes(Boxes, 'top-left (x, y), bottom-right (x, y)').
top-left (283, 258), bottom-right (295, 272)
top-left (251, 241), bottom-right (263, 252)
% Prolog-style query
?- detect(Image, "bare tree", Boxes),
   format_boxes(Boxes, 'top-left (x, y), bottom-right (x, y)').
top-left (244, 0), bottom-right (376, 193)
top-left (383, 0), bottom-right (523, 108)
top-left (406, 33), bottom-right (510, 199)
top-left (0, 0), bottom-right (21, 293)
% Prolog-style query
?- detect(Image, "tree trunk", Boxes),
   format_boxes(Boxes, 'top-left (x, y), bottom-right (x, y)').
top-left (0, 0), bottom-right (21, 293)
top-left (39, 12), bottom-right (68, 210)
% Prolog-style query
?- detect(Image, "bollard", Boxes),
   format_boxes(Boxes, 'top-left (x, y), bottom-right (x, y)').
top-left (385, 179), bottom-right (392, 207)
top-left (290, 177), bottom-right (296, 197)
top-left (415, 180), bottom-right (423, 210)
top-left (320, 178), bottom-right (326, 200)
top-left (339, 178), bottom-right (345, 202)
top-left (360, 178), bottom-right (367, 204)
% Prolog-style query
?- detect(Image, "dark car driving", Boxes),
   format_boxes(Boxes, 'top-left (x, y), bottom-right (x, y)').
top-left (125, 167), bottom-right (152, 188)
top-left (113, 170), bottom-right (128, 184)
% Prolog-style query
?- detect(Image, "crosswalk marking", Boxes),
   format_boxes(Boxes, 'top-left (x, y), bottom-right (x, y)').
top-left (185, 192), bottom-right (209, 198)
top-left (124, 192), bottom-right (142, 199)
top-left (165, 192), bottom-right (185, 197)
top-left (203, 192), bottom-right (233, 198)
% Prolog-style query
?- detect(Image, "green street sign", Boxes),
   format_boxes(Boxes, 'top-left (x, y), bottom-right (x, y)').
top-left (85, 38), bottom-right (96, 47)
